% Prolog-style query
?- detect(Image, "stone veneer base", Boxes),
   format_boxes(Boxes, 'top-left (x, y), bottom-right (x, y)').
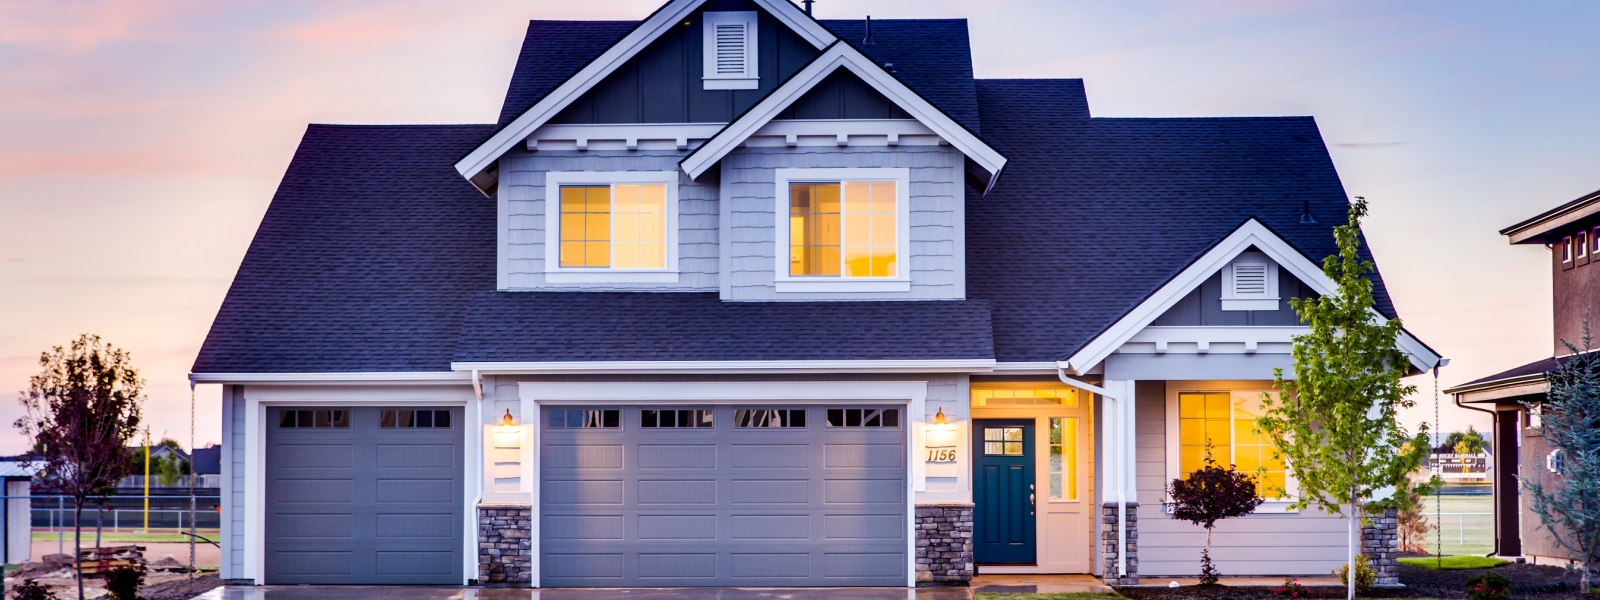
top-left (1362, 506), bottom-right (1402, 588)
top-left (915, 503), bottom-right (974, 585)
top-left (1102, 501), bottom-right (1139, 586)
top-left (478, 504), bottom-right (532, 585)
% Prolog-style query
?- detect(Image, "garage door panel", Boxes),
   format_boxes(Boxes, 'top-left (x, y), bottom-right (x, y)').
top-left (728, 444), bottom-right (809, 469)
top-left (374, 512), bottom-right (455, 538)
top-left (823, 479), bottom-right (904, 504)
top-left (637, 479), bottom-right (717, 504)
top-left (273, 513), bottom-right (353, 538)
top-left (823, 552), bottom-right (905, 578)
top-left (729, 479), bottom-right (808, 503)
top-left (730, 552), bottom-right (810, 578)
top-left (275, 551), bottom-right (353, 575)
top-left (275, 479), bottom-right (353, 502)
top-left (824, 514), bottom-right (904, 540)
top-left (637, 514), bottom-right (716, 540)
top-left (375, 551), bottom-right (454, 575)
top-left (729, 514), bottom-right (809, 539)
top-left (544, 444), bottom-right (624, 469)
top-left (544, 515), bottom-right (625, 540)
top-left (376, 444), bottom-right (451, 468)
top-left (637, 553), bottom-right (717, 578)
top-left (824, 444), bottom-right (905, 468)
top-left (375, 478), bottom-right (455, 502)
top-left (276, 444), bottom-right (354, 468)
top-left (544, 479), bottom-right (624, 505)
top-left (638, 444), bottom-right (716, 469)
top-left (544, 553), bottom-right (625, 579)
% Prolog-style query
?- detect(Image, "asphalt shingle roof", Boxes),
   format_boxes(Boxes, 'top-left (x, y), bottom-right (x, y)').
top-left (497, 20), bottom-right (638, 126)
top-left (454, 293), bottom-right (993, 363)
top-left (191, 124), bottom-right (498, 373)
top-left (967, 79), bottom-right (1399, 363)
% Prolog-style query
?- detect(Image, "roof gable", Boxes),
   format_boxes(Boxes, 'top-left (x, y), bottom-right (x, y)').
top-left (497, 20), bottom-right (637, 126)
top-left (817, 19), bottom-right (980, 133)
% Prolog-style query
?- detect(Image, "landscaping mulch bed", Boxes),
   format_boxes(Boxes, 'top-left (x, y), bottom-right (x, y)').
top-left (1118, 563), bottom-right (1590, 600)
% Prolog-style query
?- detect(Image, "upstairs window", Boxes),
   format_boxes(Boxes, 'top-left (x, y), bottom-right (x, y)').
top-left (1220, 252), bottom-right (1280, 311)
top-left (774, 168), bottom-right (911, 292)
top-left (1562, 235), bottom-right (1574, 267)
top-left (1579, 231), bottom-right (1590, 261)
top-left (702, 11), bottom-right (758, 90)
top-left (544, 172), bottom-right (679, 283)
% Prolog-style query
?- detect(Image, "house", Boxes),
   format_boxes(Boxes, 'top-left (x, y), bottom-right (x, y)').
top-left (189, 0), bottom-right (1442, 587)
top-left (1447, 188), bottom-right (1600, 566)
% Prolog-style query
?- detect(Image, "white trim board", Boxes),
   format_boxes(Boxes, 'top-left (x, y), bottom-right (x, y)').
top-left (517, 380), bottom-right (928, 588)
top-left (190, 372), bottom-right (469, 385)
top-left (454, 0), bottom-right (836, 195)
top-left (678, 43), bottom-right (1006, 192)
top-left (1060, 219), bottom-right (1441, 375)
top-left (454, 358), bottom-right (996, 374)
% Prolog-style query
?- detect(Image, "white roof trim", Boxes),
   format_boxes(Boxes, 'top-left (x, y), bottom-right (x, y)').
top-left (453, 359), bottom-right (996, 374)
top-left (454, 0), bottom-right (836, 195)
top-left (1061, 219), bottom-right (1441, 375)
top-left (188, 372), bottom-right (470, 385)
top-left (679, 42), bottom-right (1007, 191)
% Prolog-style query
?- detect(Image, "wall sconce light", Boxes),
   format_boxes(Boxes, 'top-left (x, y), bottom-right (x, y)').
top-left (933, 407), bottom-right (949, 426)
top-left (500, 409), bottom-right (516, 427)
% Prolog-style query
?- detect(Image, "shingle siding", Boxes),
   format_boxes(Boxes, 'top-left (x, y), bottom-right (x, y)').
top-left (223, 385), bottom-right (245, 579)
top-left (722, 144), bottom-right (965, 301)
top-left (499, 149), bottom-right (719, 291)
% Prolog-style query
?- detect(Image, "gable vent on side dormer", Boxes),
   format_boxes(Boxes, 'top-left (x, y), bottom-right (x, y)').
top-left (703, 11), bottom-right (759, 90)
top-left (1220, 251), bottom-right (1280, 311)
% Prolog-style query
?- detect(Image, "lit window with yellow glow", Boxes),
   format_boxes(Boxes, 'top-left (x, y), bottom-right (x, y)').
top-left (1177, 391), bottom-right (1287, 499)
top-left (789, 181), bottom-right (896, 277)
top-left (558, 183), bottom-right (667, 269)
top-left (970, 386), bottom-right (1081, 407)
top-left (1049, 417), bottom-right (1078, 501)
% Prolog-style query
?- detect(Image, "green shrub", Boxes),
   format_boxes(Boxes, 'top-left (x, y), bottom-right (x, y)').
top-left (11, 579), bottom-right (58, 600)
top-left (102, 566), bottom-right (144, 600)
top-left (1333, 555), bottom-right (1375, 593)
top-left (1465, 571), bottom-right (1510, 600)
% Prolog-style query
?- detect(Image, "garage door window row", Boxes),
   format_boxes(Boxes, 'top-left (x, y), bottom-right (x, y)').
top-left (278, 409), bottom-right (349, 428)
top-left (640, 409), bottom-right (712, 428)
top-left (543, 407), bottom-right (904, 431)
top-left (379, 409), bottom-right (451, 428)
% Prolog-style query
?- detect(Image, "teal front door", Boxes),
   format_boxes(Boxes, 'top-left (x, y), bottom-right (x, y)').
top-left (973, 419), bottom-right (1036, 564)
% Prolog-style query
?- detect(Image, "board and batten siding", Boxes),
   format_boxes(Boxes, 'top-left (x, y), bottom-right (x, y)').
top-left (222, 385), bottom-right (246, 579)
top-left (720, 145), bottom-right (965, 301)
top-left (499, 149), bottom-right (719, 291)
top-left (1134, 381), bottom-right (1353, 577)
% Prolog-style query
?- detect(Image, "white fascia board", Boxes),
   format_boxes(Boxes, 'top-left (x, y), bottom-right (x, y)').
top-left (455, 0), bottom-right (836, 195)
top-left (453, 359), bottom-right (996, 375)
top-left (1063, 219), bottom-right (1442, 375)
top-left (680, 43), bottom-right (1007, 187)
top-left (188, 371), bottom-right (470, 385)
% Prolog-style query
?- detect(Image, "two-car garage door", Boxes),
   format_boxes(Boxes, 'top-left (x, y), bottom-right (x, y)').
top-left (540, 405), bottom-right (908, 587)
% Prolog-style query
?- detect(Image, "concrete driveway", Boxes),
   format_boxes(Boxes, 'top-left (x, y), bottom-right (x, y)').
top-left (191, 575), bottom-right (1110, 600)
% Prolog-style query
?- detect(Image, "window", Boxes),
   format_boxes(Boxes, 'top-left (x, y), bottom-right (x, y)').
top-left (548, 409), bottom-right (620, 429)
top-left (642, 409), bottom-right (712, 428)
top-left (970, 386), bottom-right (1081, 407)
top-left (1220, 252), bottom-right (1280, 311)
top-left (774, 168), bottom-right (911, 292)
top-left (543, 172), bottom-right (678, 283)
top-left (1563, 236), bottom-right (1574, 262)
top-left (702, 12), bottom-right (758, 90)
top-left (982, 427), bottom-right (1024, 455)
top-left (1548, 449), bottom-right (1566, 475)
top-left (1592, 227), bottom-right (1599, 255)
top-left (733, 409), bottom-right (805, 428)
top-left (825, 408), bottom-right (899, 427)
top-left (1049, 417), bottom-right (1078, 501)
top-left (380, 409), bottom-right (451, 428)
top-left (279, 409), bottom-right (349, 428)
top-left (1580, 231), bottom-right (1590, 259)
top-left (1177, 391), bottom-right (1287, 499)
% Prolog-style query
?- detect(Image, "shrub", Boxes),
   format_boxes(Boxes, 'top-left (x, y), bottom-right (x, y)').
top-left (1275, 577), bottom-right (1311, 598)
top-left (1333, 555), bottom-right (1375, 593)
top-left (1165, 444), bottom-right (1264, 585)
top-left (11, 580), bottom-right (58, 600)
top-left (103, 565), bottom-right (144, 600)
top-left (1465, 571), bottom-right (1510, 600)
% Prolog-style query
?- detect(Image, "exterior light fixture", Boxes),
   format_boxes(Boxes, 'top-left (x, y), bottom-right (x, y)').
top-left (500, 409), bottom-right (515, 427)
top-left (933, 407), bottom-right (949, 426)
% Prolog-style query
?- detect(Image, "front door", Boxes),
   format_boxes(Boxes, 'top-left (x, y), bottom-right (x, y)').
top-left (973, 419), bottom-right (1037, 564)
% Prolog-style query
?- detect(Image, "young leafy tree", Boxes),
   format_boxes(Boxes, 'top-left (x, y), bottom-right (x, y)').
top-left (1166, 446), bottom-right (1265, 585)
top-left (1255, 198), bottom-right (1434, 600)
top-left (15, 335), bottom-right (144, 600)
top-left (1520, 321), bottom-right (1600, 591)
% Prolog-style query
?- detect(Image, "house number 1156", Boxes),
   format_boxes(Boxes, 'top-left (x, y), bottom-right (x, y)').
top-left (926, 449), bottom-right (957, 462)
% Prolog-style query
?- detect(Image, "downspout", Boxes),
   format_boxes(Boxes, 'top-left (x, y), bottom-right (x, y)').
top-left (1057, 368), bottom-right (1125, 580)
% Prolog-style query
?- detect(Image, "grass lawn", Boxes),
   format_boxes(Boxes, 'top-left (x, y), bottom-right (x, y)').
top-left (975, 594), bottom-right (1124, 600)
top-left (31, 531), bottom-right (220, 544)
top-left (1398, 555), bottom-right (1507, 570)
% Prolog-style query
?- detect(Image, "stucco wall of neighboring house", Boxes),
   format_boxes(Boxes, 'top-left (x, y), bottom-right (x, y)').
top-left (1134, 380), bottom-right (1354, 577)
top-left (1551, 220), bottom-right (1600, 355)
top-left (223, 384), bottom-right (246, 579)
top-left (1519, 425), bottom-right (1580, 562)
top-left (498, 149), bottom-right (720, 291)
top-left (720, 144), bottom-right (965, 301)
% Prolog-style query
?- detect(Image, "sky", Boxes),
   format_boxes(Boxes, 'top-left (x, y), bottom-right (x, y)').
top-left (2, 0), bottom-right (1596, 453)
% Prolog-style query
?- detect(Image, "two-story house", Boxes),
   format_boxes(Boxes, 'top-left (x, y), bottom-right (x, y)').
top-left (190, 0), bottom-right (1442, 588)
top-left (1448, 188), bottom-right (1600, 567)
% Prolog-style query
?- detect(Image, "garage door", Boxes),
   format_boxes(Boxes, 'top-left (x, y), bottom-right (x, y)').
top-left (540, 405), bottom-right (908, 587)
top-left (265, 406), bottom-right (464, 584)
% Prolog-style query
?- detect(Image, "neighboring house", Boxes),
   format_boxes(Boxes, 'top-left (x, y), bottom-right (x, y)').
top-left (1448, 188), bottom-right (1600, 566)
top-left (190, 0), bottom-right (1442, 588)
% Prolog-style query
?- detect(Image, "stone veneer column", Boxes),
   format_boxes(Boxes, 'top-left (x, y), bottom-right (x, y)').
top-left (914, 503), bottom-right (973, 585)
top-left (1101, 502), bottom-right (1139, 586)
top-left (477, 504), bottom-right (532, 586)
top-left (1362, 506), bottom-right (1402, 588)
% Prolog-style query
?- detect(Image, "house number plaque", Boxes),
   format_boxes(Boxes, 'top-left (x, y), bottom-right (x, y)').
top-left (926, 448), bottom-right (957, 462)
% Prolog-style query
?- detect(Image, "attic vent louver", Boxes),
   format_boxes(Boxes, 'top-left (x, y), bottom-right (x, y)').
top-left (1220, 251), bottom-right (1280, 311)
top-left (703, 12), bottom-right (759, 90)
top-left (1232, 263), bottom-right (1268, 295)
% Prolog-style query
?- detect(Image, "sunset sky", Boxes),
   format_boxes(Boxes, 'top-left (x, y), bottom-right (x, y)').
top-left (2, 0), bottom-right (1596, 453)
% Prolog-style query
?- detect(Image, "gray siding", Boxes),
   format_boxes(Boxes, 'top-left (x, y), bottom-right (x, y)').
top-left (224, 385), bottom-right (246, 579)
top-left (778, 70), bottom-right (912, 120)
top-left (1149, 270), bottom-right (1316, 327)
top-left (1134, 380), bottom-right (1353, 576)
top-left (721, 145), bottom-right (965, 301)
top-left (499, 149), bottom-right (719, 291)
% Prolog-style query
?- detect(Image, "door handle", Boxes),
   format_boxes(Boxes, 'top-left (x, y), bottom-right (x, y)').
top-left (1029, 493), bottom-right (1035, 515)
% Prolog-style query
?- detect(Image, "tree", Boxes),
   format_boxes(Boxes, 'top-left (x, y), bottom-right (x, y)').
top-left (1519, 321), bottom-right (1600, 591)
top-left (1440, 427), bottom-right (1487, 455)
top-left (1166, 446), bottom-right (1264, 584)
top-left (15, 335), bottom-right (144, 600)
top-left (1395, 490), bottom-right (1434, 554)
top-left (1255, 198), bottom-right (1435, 600)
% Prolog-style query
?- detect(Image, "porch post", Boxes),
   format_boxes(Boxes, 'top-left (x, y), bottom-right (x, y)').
top-left (1100, 379), bottom-right (1139, 585)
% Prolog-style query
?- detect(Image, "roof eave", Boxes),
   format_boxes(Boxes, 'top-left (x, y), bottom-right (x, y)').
top-left (1500, 188), bottom-right (1600, 244)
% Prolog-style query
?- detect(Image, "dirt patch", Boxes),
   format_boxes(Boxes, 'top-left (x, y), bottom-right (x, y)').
top-left (4, 571), bottom-right (220, 600)
top-left (139, 574), bottom-right (223, 600)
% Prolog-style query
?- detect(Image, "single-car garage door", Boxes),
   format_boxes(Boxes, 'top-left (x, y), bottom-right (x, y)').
top-left (265, 406), bottom-right (464, 584)
top-left (540, 405), bottom-right (907, 587)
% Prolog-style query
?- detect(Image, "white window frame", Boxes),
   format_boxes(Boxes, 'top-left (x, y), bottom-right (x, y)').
top-left (773, 167), bottom-right (912, 293)
top-left (1562, 236), bottom-right (1574, 263)
top-left (1220, 251), bottom-right (1280, 311)
top-left (1164, 383), bottom-right (1299, 513)
top-left (543, 171), bottom-right (680, 284)
top-left (702, 11), bottom-right (759, 90)
top-left (1580, 231), bottom-right (1590, 259)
